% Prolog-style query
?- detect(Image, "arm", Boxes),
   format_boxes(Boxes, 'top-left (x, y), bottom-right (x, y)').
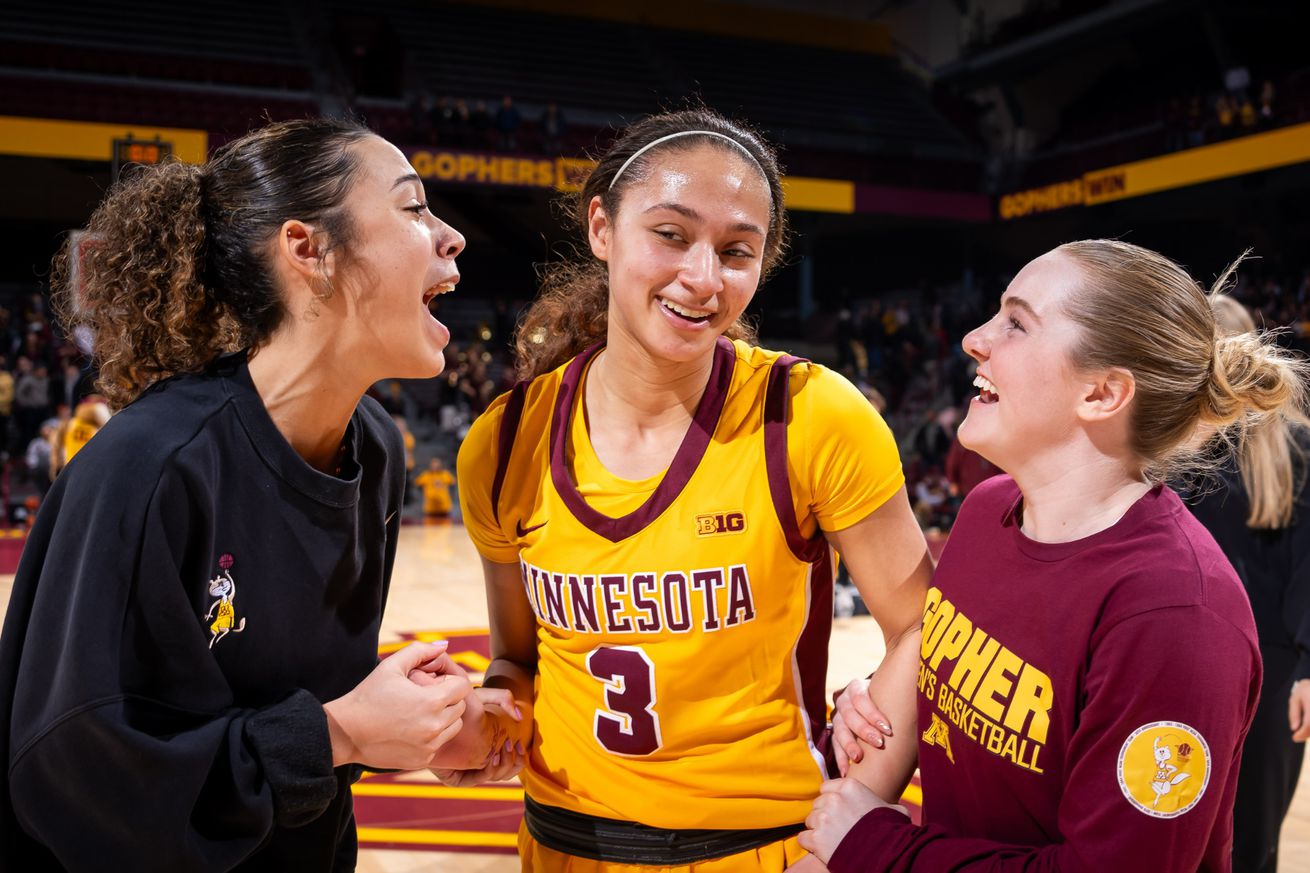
top-left (1288, 547), bottom-right (1310, 740)
top-left (481, 557), bottom-right (538, 706)
top-left (426, 559), bottom-right (537, 788)
top-left (824, 486), bottom-right (932, 802)
top-left (812, 608), bottom-right (1258, 872)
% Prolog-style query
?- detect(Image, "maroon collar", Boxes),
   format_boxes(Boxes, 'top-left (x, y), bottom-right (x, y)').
top-left (549, 337), bottom-right (736, 543)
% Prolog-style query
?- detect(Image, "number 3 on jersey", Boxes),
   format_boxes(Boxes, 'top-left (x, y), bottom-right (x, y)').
top-left (586, 646), bottom-right (663, 756)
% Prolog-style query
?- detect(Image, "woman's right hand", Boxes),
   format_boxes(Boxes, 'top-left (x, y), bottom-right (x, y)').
top-left (1291, 678), bottom-right (1310, 742)
top-left (831, 677), bottom-right (895, 776)
top-left (323, 641), bottom-right (472, 770)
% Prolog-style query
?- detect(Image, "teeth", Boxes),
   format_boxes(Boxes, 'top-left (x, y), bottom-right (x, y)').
top-left (659, 297), bottom-right (711, 319)
top-left (973, 374), bottom-right (999, 397)
top-left (425, 282), bottom-right (456, 303)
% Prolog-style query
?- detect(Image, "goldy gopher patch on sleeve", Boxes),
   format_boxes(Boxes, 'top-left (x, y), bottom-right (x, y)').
top-left (1117, 721), bottom-right (1211, 818)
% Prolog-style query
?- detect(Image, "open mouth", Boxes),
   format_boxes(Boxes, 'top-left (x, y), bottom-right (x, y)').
top-left (658, 296), bottom-right (713, 325)
top-left (973, 373), bottom-right (999, 404)
top-left (423, 281), bottom-right (457, 311)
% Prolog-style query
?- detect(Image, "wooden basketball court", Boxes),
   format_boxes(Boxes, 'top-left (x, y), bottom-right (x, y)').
top-left (3, 522), bottom-right (1308, 871)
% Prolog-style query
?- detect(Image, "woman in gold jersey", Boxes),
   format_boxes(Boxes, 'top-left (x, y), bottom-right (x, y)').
top-left (458, 108), bottom-right (931, 871)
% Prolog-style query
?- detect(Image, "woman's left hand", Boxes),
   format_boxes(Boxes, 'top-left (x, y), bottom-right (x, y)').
top-left (431, 731), bottom-right (528, 787)
top-left (798, 778), bottom-right (907, 865)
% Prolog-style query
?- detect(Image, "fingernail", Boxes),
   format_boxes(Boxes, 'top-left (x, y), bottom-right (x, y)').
top-left (878, 721), bottom-right (892, 735)
top-left (492, 754), bottom-right (501, 766)
top-left (516, 741), bottom-right (526, 756)
top-left (513, 705), bottom-right (523, 720)
top-left (876, 736), bottom-right (885, 748)
top-left (505, 739), bottom-right (513, 752)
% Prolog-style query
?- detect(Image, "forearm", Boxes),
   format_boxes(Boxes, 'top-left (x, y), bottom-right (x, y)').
top-left (846, 628), bottom-right (920, 800)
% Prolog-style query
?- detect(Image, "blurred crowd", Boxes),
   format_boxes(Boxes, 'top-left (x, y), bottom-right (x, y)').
top-left (0, 292), bottom-right (101, 523)
top-left (404, 93), bottom-right (569, 155)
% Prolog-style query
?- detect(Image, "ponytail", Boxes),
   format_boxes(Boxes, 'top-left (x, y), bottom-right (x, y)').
top-left (1208, 291), bottom-right (1310, 528)
top-left (52, 161), bottom-right (239, 409)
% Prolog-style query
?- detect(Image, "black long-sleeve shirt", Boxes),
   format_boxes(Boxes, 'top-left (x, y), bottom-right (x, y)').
top-left (1187, 429), bottom-right (1310, 680)
top-left (0, 352), bottom-right (405, 872)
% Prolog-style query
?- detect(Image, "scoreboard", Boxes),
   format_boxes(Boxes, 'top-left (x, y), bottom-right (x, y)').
top-left (112, 136), bottom-right (173, 182)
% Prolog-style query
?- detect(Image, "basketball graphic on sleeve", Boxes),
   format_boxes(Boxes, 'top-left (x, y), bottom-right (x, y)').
top-left (1117, 721), bottom-right (1210, 818)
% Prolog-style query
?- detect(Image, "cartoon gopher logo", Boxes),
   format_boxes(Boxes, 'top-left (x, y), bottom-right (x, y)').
top-left (203, 553), bottom-right (247, 649)
top-left (1117, 721), bottom-right (1210, 818)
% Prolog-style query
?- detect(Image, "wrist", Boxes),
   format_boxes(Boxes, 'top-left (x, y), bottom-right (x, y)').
top-left (323, 700), bottom-right (358, 767)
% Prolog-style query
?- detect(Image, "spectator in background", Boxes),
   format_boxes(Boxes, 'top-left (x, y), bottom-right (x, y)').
top-left (860, 300), bottom-right (886, 376)
top-left (835, 305), bottom-right (857, 375)
top-left (1216, 94), bottom-right (1236, 138)
top-left (1188, 293), bottom-right (1310, 873)
top-left (0, 358), bottom-right (13, 454)
top-left (13, 357), bottom-right (50, 449)
top-left (1239, 96), bottom-right (1258, 132)
top-left (540, 101), bottom-right (566, 154)
top-left (24, 419), bottom-right (55, 498)
top-left (393, 414), bottom-right (416, 504)
top-left (909, 406), bottom-right (953, 472)
top-left (944, 418), bottom-right (999, 503)
top-left (453, 99), bottom-right (471, 148)
top-left (414, 456), bottom-right (455, 519)
top-left (1259, 80), bottom-right (1277, 127)
top-left (494, 95), bottom-right (521, 151)
top-left (470, 100), bottom-right (492, 149)
top-left (60, 362), bottom-right (85, 410)
top-left (52, 395), bottom-right (111, 478)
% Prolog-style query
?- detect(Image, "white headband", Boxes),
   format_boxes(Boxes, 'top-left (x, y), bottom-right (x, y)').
top-left (608, 130), bottom-right (767, 191)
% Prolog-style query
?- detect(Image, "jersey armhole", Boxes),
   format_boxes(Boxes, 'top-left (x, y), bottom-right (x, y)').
top-left (490, 380), bottom-right (530, 526)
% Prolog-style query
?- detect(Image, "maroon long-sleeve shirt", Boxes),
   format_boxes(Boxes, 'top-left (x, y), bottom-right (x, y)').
top-left (831, 477), bottom-right (1260, 873)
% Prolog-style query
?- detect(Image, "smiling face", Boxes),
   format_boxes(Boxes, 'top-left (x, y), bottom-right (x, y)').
top-left (957, 250), bottom-right (1097, 472)
top-left (588, 143), bottom-right (771, 365)
top-left (333, 136), bottom-right (465, 380)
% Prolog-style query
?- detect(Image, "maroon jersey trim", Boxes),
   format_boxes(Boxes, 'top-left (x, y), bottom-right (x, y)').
top-left (763, 356), bottom-right (827, 563)
top-left (797, 546), bottom-right (834, 742)
top-left (491, 380), bottom-right (530, 526)
top-left (548, 337), bottom-right (736, 543)
top-left (764, 355), bottom-right (833, 741)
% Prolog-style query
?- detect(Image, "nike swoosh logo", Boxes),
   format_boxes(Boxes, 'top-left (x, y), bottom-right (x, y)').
top-left (385, 511), bottom-right (398, 525)
top-left (515, 520), bottom-right (547, 538)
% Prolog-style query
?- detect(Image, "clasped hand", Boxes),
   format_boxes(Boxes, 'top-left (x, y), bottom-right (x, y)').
top-left (323, 641), bottom-right (530, 777)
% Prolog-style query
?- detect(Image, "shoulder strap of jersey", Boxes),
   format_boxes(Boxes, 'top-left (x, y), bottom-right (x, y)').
top-left (490, 380), bottom-right (530, 525)
top-left (764, 356), bottom-right (827, 563)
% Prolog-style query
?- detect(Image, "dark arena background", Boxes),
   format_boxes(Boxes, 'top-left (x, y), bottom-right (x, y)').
top-left (0, 1), bottom-right (1307, 870)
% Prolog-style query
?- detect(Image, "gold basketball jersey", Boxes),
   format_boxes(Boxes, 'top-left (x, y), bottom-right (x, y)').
top-left (459, 338), bottom-right (903, 830)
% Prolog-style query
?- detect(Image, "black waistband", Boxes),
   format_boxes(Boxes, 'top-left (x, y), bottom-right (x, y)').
top-left (523, 795), bottom-right (803, 865)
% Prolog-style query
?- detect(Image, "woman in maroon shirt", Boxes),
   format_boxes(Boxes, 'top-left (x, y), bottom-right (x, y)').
top-left (801, 241), bottom-right (1309, 872)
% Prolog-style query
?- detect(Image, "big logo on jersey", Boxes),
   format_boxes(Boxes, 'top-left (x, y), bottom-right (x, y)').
top-left (696, 511), bottom-right (747, 536)
top-left (1117, 721), bottom-right (1210, 818)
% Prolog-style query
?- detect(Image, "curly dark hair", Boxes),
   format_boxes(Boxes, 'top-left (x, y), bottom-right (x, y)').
top-left (514, 107), bottom-right (788, 381)
top-left (52, 117), bottom-right (374, 408)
